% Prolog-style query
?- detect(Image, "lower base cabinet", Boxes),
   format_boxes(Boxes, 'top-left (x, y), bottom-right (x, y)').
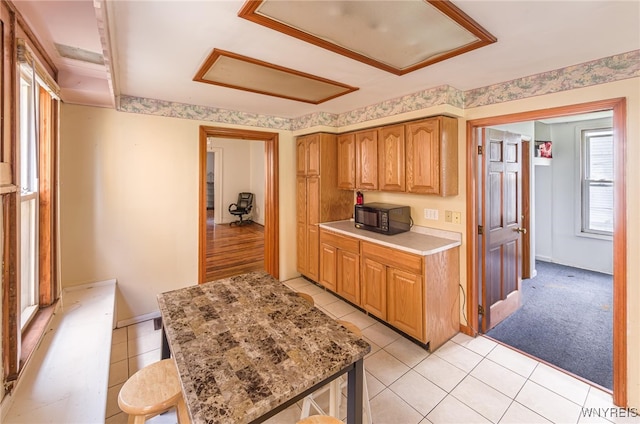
top-left (361, 258), bottom-right (387, 319)
top-left (320, 228), bottom-right (460, 351)
top-left (387, 267), bottom-right (424, 341)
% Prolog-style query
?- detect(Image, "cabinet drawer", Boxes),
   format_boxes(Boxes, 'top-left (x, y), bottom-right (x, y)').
top-left (361, 241), bottom-right (422, 274)
top-left (320, 230), bottom-right (360, 254)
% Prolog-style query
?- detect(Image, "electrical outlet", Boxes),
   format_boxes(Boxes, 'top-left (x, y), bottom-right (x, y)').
top-left (445, 210), bottom-right (452, 222)
top-left (452, 211), bottom-right (461, 224)
top-left (424, 208), bottom-right (438, 220)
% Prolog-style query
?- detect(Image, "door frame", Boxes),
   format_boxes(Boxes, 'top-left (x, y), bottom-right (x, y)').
top-left (198, 126), bottom-right (279, 283)
top-left (465, 98), bottom-right (627, 406)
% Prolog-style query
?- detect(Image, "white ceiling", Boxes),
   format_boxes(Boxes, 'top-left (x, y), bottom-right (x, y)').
top-left (12, 0), bottom-right (640, 119)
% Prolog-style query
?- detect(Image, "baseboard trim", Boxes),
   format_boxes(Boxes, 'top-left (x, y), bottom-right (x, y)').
top-left (117, 310), bottom-right (161, 328)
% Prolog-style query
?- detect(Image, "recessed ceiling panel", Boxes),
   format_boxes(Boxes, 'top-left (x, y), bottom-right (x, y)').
top-left (239, 0), bottom-right (497, 75)
top-left (193, 49), bottom-right (358, 104)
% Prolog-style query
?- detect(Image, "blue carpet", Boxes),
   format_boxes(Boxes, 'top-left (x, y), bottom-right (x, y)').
top-left (486, 260), bottom-right (613, 389)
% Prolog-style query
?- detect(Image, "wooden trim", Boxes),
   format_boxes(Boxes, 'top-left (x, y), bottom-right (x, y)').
top-left (612, 99), bottom-right (627, 406)
top-left (238, 0), bottom-right (496, 76)
top-left (193, 48), bottom-right (358, 104)
top-left (38, 87), bottom-right (54, 306)
top-left (466, 98), bottom-right (627, 406)
top-left (2, 192), bottom-right (18, 382)
top-left (521, 139), bottom-right (531, 279)
top-left (198, 126), bottom-right (279, 284)
top-left (18, 302), bottom-right (56, 369)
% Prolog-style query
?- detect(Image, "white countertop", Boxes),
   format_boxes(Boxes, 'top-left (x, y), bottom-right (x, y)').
top-left (319, 220), bottom-right (461, 256)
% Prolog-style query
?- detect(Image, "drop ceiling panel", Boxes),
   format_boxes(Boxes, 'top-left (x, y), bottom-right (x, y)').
top-left (194, 49), bottom-right (358, 104)
top-left (239, 0), bottom-right (496, 75)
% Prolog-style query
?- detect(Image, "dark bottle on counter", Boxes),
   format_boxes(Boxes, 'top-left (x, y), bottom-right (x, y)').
top-left (356, 191), bottom-right (364, 205)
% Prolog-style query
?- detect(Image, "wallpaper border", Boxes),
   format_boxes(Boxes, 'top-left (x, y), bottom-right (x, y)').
top-left (118, 50), bottom-right (639, 131)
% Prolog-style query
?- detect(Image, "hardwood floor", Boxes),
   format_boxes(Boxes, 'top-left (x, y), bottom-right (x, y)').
top-left (204, 210), bottom-right (265, 282)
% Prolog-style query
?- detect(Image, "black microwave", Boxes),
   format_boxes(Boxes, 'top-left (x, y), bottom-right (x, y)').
top-left (354, 203), bottom-right (411, 235)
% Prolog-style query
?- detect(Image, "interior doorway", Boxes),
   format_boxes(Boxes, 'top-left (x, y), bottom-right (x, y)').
top-left (466, 98), bottom-right (627, 406)
top-left (197, 126), bottom-right (279, 283)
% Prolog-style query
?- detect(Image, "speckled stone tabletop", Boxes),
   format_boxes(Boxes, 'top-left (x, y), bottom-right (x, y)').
top-left (157, 271), bottom-right (370, 424)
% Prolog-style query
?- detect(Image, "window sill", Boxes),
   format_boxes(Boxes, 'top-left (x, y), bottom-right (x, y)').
top-left (575, 231), bottom-right (613, 242)
top-left (19, 302), bottom-right (57, 370)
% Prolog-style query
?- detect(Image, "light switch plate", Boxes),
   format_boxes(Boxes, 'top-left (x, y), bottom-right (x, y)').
top-left (424, 208), bottom-right (438, 220)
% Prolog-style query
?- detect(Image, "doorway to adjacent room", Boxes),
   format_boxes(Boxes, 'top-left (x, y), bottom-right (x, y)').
top-left (466, 98), bottom-right (627, 406)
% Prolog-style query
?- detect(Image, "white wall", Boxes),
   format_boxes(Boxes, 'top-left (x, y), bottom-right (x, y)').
top-left (59, 105), bottom-right (296, 323)
top-left (545, 118), bottom-right (612, 274)
top-left (206, 138), bottom-right (265, 225)
top-left (250, 141), bottom-right (266, 225)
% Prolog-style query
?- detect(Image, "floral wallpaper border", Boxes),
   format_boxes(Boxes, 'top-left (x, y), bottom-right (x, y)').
top-left (118, 96), bottom-right (291, 130)
top-left (118, 50), bottom-right (639, 131)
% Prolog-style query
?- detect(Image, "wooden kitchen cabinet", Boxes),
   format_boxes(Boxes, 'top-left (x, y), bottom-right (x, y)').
top-left (387, 268), bottom-right (424, 340)
top-left (296, 134), bottom-right (353, 282)
top-left (337, 129), bottom-right (378, 190)
top-left (319, 229), bottom-right (360, 304)
top-left (337, 133), bottom-right (356, 190)
top-left (320, 226), bottom-right (460, 351)
top-left (355, 129), bottom-right (378, 190)
top-left (337, 115), bottom-right (457, 196)
top-left (405, 116), bottom-right (458, 196)
top-left (361, 241), bottom-right (424, 340)
top-left (361, 257), bottom-right (387, 319)
top-left (378, 124), bottom-right (405, 192)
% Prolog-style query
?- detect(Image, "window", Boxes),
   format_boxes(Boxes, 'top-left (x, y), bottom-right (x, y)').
top-left (581, 128), bottom-right (613, 236)
top-left (19, 71), bottom-right (39, 330)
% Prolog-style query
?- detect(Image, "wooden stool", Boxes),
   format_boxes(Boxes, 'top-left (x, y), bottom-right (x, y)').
top-left (297, 292), bottom-right (315, 306)
top-left (118, 359), bottom-right (190, 424)
top-left (297, 415), bottom-right (344, 424)
top-left (301, 321), bottom-right (372, 424)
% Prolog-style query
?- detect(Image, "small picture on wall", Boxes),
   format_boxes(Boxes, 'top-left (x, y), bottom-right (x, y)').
top-left (535, 141), bottom-right (552, 158)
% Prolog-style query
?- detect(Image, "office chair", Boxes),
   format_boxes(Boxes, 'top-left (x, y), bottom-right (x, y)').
top-left (228, 192), bottom-right (254, 226)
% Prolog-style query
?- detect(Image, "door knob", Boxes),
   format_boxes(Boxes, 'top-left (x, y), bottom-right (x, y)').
top-left (514, 227), bottom-right (527, 234)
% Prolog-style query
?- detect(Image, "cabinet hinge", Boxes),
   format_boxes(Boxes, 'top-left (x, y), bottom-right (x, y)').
top-left (478, 305), bottom-right (485, 315)
top-left (478, 225), bottom-right (484, 235)
top-left (477, 145), bottom-right (483, 155)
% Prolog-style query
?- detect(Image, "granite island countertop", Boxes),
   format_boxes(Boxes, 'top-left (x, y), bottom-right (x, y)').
top-left (157, 271), bottom-right (370, 424)
top-left (319, 220), bottom-right (461, 256)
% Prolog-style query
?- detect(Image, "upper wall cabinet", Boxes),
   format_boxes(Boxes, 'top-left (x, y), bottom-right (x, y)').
top-left (337, 133), bottom-right (356, 190)
top-left (296, 133), bottom-right (321, 176)
top-left (337, 129), bottom-right (378, 191)
top-left (355, 129), bottom-right (378, 190)
top-left (337, 115), bottom-right (458, 196)
top-left (378, 124), bottom-right (406, 192)
top-left (405, 116), bottom-right (458, 196)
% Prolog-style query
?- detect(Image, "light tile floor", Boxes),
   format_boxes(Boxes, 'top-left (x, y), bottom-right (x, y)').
top-left (106, 277), bottom-right (637, 424)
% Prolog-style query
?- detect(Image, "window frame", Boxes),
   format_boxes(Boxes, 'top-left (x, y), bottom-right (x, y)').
top-left (578, 126), bottom-right (614, 239)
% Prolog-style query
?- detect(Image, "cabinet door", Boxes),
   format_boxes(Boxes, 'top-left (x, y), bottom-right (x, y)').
top-left (387, 268), bottom-right (424, 341)
top-left (296, 138), bottom-right (307, 176)
top-left (356, 130), bottom-right (378, 190)
top-left (361, 258), bottom-right (387, 319)
top-left (337, 133), bottom-right (356, 190)
top-left (296, 222), bottom-right (307, 274)
top-left (306, 134), bottom-right (321, 176)
top-left (319, 243), bottom-right (338, 291)
top-left (296, 176), bottom-right (307, 275)
top-left (296, 177), bottom-right (307, 224)
top-left (306, 225), bottom-right (320, 281)
top-left (378, 124), bottom-right (405, 192)
top-left (307, 177), bottom-right (320, 225)
top-left (406, 118), bottom-right (440, 194)
top-left (337, 250), bottom-right (360, 305)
